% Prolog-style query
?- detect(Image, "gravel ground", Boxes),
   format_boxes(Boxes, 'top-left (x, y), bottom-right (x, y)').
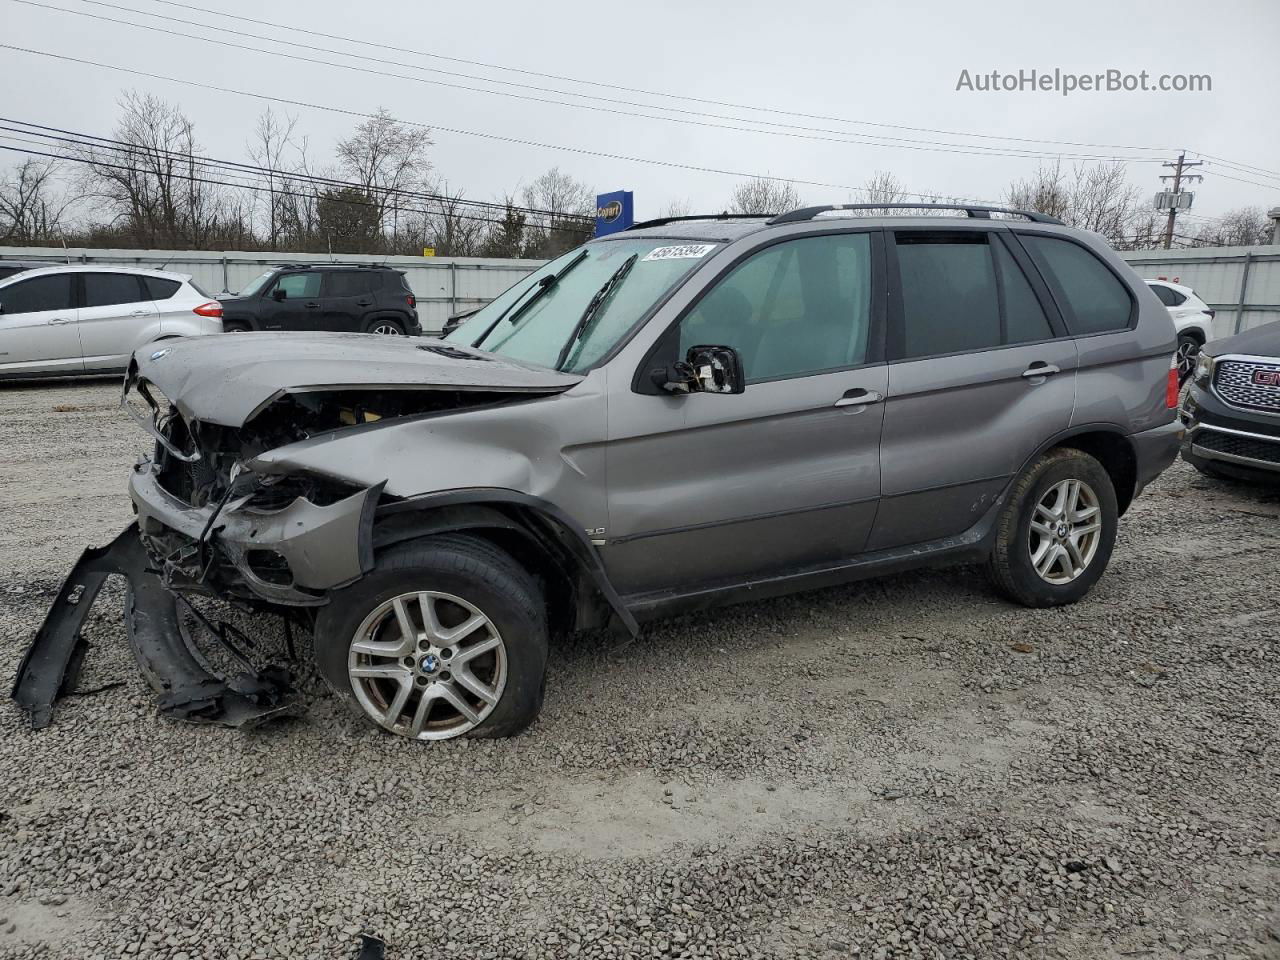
top-left (0, 380), bottom-right (1277, 960)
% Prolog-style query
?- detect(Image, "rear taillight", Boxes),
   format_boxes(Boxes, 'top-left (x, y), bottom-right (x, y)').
top-left (193, 301), bottom-right (223, 318)
top-left (1166, 356), bottom-right (1180, 408)
top-left (406, 294), bottom-right (416, 308)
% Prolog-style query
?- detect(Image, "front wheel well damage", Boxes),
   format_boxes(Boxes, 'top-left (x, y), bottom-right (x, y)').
top-left (369, 501), bottom-right (627, 640)
top-left (1052, 432), bottom-right (1138, 515)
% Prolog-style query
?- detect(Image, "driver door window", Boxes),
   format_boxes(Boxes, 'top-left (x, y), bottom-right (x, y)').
top-left (678, 233), bottom-right (872, 382)
top-left (270, 273), bottom-right (321, 300)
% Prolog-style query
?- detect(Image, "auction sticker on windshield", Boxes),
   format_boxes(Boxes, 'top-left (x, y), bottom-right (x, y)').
top-left (642, 244), bottom-right (719, 262)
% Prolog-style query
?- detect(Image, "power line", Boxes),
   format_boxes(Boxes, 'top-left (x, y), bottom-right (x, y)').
top-left (0, 118), bottom-right (593, 223)
top-left (0, 142), bottom-right (588, 234)
top-left (0, 43), bottom-right (996, 203)
top-left (119, 0), bottom-right (1193, 157)
top-left (9, 0), bottom-right (1177, 166)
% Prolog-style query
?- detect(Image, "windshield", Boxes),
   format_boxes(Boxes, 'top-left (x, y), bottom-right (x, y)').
top-left (237, 270), bottom-right (275, 298)
top-left (444, 238), bottom-right (720, 372)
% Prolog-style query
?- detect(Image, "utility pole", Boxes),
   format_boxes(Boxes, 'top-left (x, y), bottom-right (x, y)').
top-left (1159, 152), bottom-right (1204, 249)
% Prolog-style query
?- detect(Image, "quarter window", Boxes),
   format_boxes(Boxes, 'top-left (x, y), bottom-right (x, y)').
top-left (271, 273), bottom-right (322, 300)
top-left (1020, 235), bottom-right (1133, 335)
top-left (0, 274), bottom-right (74, 315)
top-left (84, 272), bottom-right (145, 308)
top-left (678, 233), bottom-right (873, 382)
top-left (144, 276), bottom-right (182, 300)
top-left (325, 272), bottom-right (374, 298)
top-left (1149, 284), bottom-right (1186, 307)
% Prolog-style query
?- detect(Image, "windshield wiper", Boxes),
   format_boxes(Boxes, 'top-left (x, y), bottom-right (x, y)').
top-left (471, 249), bottom-right (588, 349)
top-left (555, 253), bottom-right (638, 371)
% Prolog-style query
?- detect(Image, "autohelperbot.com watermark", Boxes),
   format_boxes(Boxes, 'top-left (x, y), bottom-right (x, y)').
top-left (955, 68), bottom-right (1211, 96)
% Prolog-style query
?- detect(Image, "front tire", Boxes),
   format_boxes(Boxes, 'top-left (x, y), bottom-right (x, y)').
top-left (314, 535), bottom-right (547, 741)
top-left (1175, 334), bottom-right (1201, 383)
top-left (223, 321), bottom-right (251, 333)
top-left (986, 448), bottom-right (1118, 607)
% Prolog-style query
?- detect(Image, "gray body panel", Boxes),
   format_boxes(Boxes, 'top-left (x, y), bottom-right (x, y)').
top-left (120, 214), bottom-right (1179, 620)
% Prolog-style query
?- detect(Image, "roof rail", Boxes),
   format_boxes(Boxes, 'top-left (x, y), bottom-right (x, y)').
top-left (272, 261), bottom-right (389, 270)
top-left (767, 204), bottom-right (1065, 226)
top-left (626, 213), bottom-right (770, 231)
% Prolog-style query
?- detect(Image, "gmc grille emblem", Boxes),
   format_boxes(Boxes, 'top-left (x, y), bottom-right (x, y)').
top-left (1251, 369), bottom-right (1280, 387)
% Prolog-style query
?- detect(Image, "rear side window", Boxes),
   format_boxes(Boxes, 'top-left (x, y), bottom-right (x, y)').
top-left (84, 272), bottom-right (146, 308)
top-left (144, 276), bottom-right (182, 300)
top-left (271, 272), bottom-right (322, 299)
top-left (0, 274), bottom-right (74, 314)
top-left (325, 272), bottom-right (374, 297)
top-left (1149, 284), bottom-right (1186, 307)
top-left (1020, 235), bottom-right (1134, 335)
top-left (895, 234), bottom-right (1001, 358)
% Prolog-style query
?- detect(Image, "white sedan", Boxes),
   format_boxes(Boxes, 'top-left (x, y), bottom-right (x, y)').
top-left (0, 265), bottom-right (223, 380)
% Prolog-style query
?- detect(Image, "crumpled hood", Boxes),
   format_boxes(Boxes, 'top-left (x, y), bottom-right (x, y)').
top-left (132, 332), bottom-right (583, 427)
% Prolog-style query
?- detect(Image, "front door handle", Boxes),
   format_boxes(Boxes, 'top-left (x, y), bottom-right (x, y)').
top-left (130, 310), bottom-right (150, 317)
top-left (303, 301), bottom-right (321, 309)
top-left (46, 317), bottom-right (73, 325)
top-left (834, 388), bottom-right (884, 407)
top-left (356, 299), bottom-right (373, 307)
top-left (1021, 362), bottom-right (1061, 379)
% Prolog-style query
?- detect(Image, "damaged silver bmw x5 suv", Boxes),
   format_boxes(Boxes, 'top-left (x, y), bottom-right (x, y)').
top-left (15, 205), bottom-right (1183, 742)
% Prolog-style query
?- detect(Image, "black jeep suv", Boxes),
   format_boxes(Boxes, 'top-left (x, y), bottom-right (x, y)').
top-left (220, 264), bottom-right (422, 336)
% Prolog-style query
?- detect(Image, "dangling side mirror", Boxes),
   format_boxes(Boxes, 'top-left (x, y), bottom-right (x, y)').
top-left (683, 345), bottom-right (746, 395)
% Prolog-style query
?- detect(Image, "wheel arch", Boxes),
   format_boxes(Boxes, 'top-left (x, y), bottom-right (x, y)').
top-left (370, 490), bottom-right (638, 639)
top-left (1033, 426), bottom-right (1139, 516)
top-left (1178, 325), bottom-right (1207, 344)
top-left (362, 311), bottom-right (409, 333)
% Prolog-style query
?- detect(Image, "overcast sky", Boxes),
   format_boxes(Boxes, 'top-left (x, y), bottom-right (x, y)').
top-left (4, 0), bottom-right (1279, 225)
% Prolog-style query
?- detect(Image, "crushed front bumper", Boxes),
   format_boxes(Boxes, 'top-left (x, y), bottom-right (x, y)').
top-left (11, 524), bottom-right (297, 730)
top-left (130, 462), bottom-right (383, 606)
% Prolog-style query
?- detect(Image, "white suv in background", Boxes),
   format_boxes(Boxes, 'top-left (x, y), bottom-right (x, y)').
top-left (0, 265), bottom-right (223, 380)
top-left (1144, 279), bottom-right (1216, 382)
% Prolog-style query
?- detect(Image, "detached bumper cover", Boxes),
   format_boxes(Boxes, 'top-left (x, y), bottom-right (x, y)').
top-left (11, 524), bottom-right (296, 730)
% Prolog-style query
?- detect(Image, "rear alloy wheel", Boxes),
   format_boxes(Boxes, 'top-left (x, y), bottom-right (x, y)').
top-left (1175, 335), bottom-right (1200, 383)
top-left (1027, 478), bottom-right (1102, 584)
top-left (986, 448), bottom-right (1118, 607)
top-left (369, 320), bottom-right (404, 335)
top-left (348, 590), bottom-right (507, 740)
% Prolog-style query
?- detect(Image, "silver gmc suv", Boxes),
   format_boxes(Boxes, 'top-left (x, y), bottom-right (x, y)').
top-left (15, 204), bottom-right (1183, 743)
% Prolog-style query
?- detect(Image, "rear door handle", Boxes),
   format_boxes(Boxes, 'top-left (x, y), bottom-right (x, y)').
top-left (130, 310), bottom-right (150, 317)
top-left (304, 301), bottom-right (321, 309)
top-left (1021, 362), bottom-right (1061, 378)
top-left (46, 317), bottom-right (73, 325)
top-left (834, 388), bottom-right (884, 407)
top-left (356, 299), bottom-right (373, 307)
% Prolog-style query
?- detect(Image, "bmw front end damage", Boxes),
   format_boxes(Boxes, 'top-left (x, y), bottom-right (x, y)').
top-left (12, 334), bottom-right (589, 731)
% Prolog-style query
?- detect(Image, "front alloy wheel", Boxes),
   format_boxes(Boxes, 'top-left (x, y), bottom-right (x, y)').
top-left (1028, 478), bottom-right (1102, 584)
top-left (349, 590), bottom-right (507, 740)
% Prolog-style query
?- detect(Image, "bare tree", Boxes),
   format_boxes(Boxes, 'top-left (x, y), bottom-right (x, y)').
top-left (1188, 206), bottom-right (1272, 247)
top-left (0, 158), bottom-right (75, 243)
top-left (419, 182), bottom-right (486, 257)
top-left (479, 197), bottom-right (528, 258)
top-left (861, 170), bottom-right (909, 213)
top-left (521, 167), bottom-right (593, 257)
top-left (335, 108), bottom-right (432, 251)
top-left (726, 177), bottom-right (802, 215)
top-left (248, 107), bottom-right (303, 250)
top-left (658, 198), bottom-right (693, 219)
top-left (80, 91), bottom-right (235, 248)
top-left (1006, 160), bottom-right (1142, 246)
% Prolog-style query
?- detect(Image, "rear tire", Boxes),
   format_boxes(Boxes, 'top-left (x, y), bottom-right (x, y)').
top-left (986, 448), bottom-right (1118, 608)
top-left (368, 318), bottom-right (405, 336)
top-left (314, 535), bottom-right (547, 741)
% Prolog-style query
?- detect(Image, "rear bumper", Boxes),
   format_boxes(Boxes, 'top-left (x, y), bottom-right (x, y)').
top-left (1130, 419), bottom-right (1184, 497)
top-left (1180, 383), bottom-right (1280, 477)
